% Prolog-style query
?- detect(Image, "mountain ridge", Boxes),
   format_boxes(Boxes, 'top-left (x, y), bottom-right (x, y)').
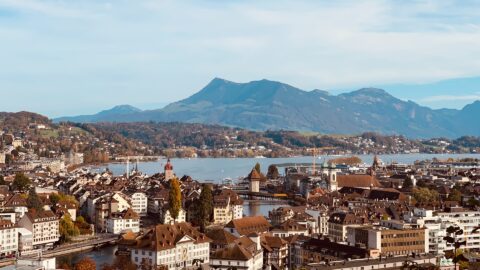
top-left (54, 78), bottom-right (480, 138)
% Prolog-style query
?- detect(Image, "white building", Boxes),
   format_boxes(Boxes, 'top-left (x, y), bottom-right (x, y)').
top-left (0, 219), bottom-right (18, 257)
top-left (18, 211), bottom-right (59, 249)
top-left (405, 207), bottom-right (480, 254)
top-left (210, 235), bottom-right (263, 270)
top-left (130, 223), bottom-right (210, 269)
top-left (127, 192), bottom-right (148, 217)
top-left (213, 190), bottom-right (244, 225)
top-left (161, 207), bottom-right (186, 225)
top-left (106, 208), bottom-right (140, 234)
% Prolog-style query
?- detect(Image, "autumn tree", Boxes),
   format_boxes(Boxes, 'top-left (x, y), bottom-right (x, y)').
top-left (194, 184), bottom-right (213, 231)
top-left (102, 256), bottom-right (137, 270)
top-left (168, 177), bottom-right (182, 222)
top-left (329, 156), bottom-right (362, 165)
top-left (254, 162), bottom-right (261, 174)
top-left (449, 189), bottom-right (462, 202)
top-left (267, 165), bottom-right (279, 179)
top-left (60, 214), bottom-right (80, 243)
top-left (412, 187), bottom-right (440, 204)
top-left (12, 173), bottom-right (31, 192)
top-left (74, 257), bottom-right (96, 270)
top-left (27, 188), bottom-right (43, 212)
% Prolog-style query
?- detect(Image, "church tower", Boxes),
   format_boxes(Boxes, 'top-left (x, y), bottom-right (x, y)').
top-left (328, 163), bottom-right (338, 192)
top-left (164, 159), bottom-right (174, 181)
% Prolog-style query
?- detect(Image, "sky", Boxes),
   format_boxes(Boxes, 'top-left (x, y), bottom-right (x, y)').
top-left (1, 0), bottom-right (480, 117)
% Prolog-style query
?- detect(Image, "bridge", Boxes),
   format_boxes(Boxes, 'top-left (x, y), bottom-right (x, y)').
top-left (20, 234), bottom-right (118, 259)
top-left (236, 191), bottom-right (289, 201)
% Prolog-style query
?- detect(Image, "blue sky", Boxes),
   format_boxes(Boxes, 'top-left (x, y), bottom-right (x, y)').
top-left (1, 0), bottom-right (480, 117)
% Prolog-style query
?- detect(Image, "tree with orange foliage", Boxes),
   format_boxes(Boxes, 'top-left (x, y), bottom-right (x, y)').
top-left (74, 257), bottom-right (96, 270)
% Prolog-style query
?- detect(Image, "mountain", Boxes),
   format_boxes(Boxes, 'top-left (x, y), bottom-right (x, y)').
top-left (54, 78), bottom-right (480, 138)
top-left (55, 105), bottom-right (142, 123)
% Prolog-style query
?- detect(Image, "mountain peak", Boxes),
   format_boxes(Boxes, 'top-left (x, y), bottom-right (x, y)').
top-left (354, 88), bottom-right (389, 95)
top-left (99, 105), bottom-right (142, 115)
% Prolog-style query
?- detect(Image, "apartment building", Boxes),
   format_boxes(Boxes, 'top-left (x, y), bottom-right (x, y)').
top-left (328, 212), bottom-right (368, 243)
top-left (126, 191), bottom-right (148, 217)
top-left (212, 189), bottom-right (244, 225)
top-left (0, 219), bottom-right (18, 257)
top-left (347, 220), bottom-right (428, 256)
top-left (405, 207), bottom-right (480, 254)
top-left (106, 208), bottom-right (140, 234)
top-left (18, 211), bottom-right (59, 249)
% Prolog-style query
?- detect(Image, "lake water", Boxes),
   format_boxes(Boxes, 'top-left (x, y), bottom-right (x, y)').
top-left (56, 245), bottom-right (118, 269)
top-left (96, 154), bottom-right (479, 183)
top-left (75, 153), bottom-right (479, 266)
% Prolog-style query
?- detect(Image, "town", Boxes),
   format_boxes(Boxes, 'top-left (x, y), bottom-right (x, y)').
top-left (1, 125), bottom-right (480, 270)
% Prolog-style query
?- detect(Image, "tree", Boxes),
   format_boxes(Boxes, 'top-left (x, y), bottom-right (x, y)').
top-left (403, 177), bottom-right (413, 189)
top-left (0, 175), bottom-right (5, 185)
top-left (60, 214), bottom-right (80, 243)
top-left (27, 188), bottom-right (43, 212)
top-left (255, 162), bottom-right (261, 174)
top-left (74, 257), bottom-right (96, 270)
top-left (194, 184), bottom-right (213, 231)
top-left (267, 165), bottom-right (279, 179)
top-left (50, 193), bottom-right (60, 206)
top-left (449, 189), bottom-right (462, 202)
top-left (12, 173), bottom-right (31, 192)
top-left (102, 256), bottom-right (137, 270)
top-left (412, 187), bottom-right (439, 204)
top-left (168, 178), bottom-right (182, 222)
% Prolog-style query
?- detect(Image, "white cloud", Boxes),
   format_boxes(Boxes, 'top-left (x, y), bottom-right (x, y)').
top-left (422, 94), bottom-right (480, 103)
top-left (1, 0), bottom-right (480, 115)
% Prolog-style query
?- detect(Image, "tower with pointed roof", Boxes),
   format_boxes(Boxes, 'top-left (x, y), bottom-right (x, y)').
top-left (248, 168), bottom-right (261, 193)
top-left (164, 159), bottom-right (174, 181)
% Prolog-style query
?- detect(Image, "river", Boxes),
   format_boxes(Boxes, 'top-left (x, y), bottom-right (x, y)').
top-left (94, 154), bottom-right (479, 183)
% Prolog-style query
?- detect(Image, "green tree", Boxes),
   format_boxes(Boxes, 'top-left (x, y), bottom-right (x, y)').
top-left (267, 164), bottom-right (279, 179)
top-left (195, 184), bottom-right (213, 231)
top-left (12, 173), bottom-right (31, 192)
top-left (168, 178), bottom-right (182, 222)
top-left (60, 214), bottom-right (80, 243)
top-left (403, 177), bottom-right (413, 189)
top-left (49, 193), bottom-right (60, 206)
top-left (27, 188), bottom-right (43, 212)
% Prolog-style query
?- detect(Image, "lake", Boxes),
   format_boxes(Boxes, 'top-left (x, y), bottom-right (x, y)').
top-left (95, 154), bottom-right (479, 183)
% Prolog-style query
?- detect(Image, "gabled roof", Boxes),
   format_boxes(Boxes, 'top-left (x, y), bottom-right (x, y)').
top-left (337, 174), bottom-right (381, 188)
top-left (135, 222), bottom-right (211, 251)
top-left (206, 228), bottom-right (238, 245)
top-left (122, 208), bottom-right (139, 220)
top-left (211, 243), bottom-right (253, 261)
top-left (261, 236), bottom-right (287, 251)
top-left (273, 219), bottom-right (307, 232)
top-left (225, 216), bottom-right (272, 236)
